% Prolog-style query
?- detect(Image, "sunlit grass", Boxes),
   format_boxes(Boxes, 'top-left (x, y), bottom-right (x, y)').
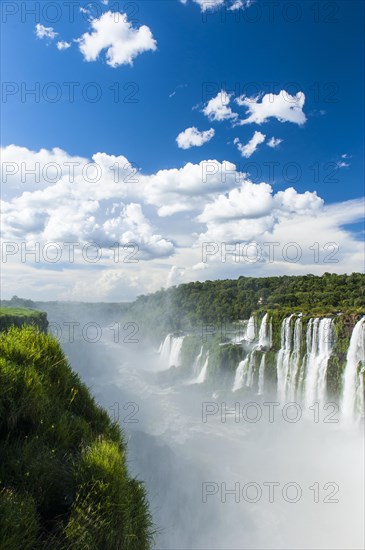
top-left (0, 326), bottom-right (153, 549)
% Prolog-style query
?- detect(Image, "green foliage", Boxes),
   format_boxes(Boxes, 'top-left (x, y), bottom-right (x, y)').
top-left (0, 488), bottom-right (40, 550)
top-left (207, 343), bottom-right (243, 387)
top-left (130, 273), bottom-right (365, 340)
top-left (179, 334), bottom-right (203, 378)
top-left (0, 327), bottom-right (152, 549)
top-left (0, 307), bottom-right (48, 333)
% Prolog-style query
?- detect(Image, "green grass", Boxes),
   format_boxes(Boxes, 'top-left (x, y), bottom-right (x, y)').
top-left (0, 307), bottom-right (48, 334)
top-left (0, 326), bottom-right (153, 549)
top-left (0, 307), bottom-right (40, 318)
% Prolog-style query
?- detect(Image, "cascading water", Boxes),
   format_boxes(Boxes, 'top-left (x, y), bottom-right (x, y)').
top-left (276, 315), bottom-right (294, 402)
top-left (340, 317), bottom-right (365, 423)
top-left (258, 313), bottom-right (270, 348)
top-left (233, 314), bottom-right (272, 392)
top-left (160, 334), bottom-right (172, 366)
top-left (193, 346), bottom-right (204, 377)
top-left (246, 315), bottom-right (256, 344)
top-left (195, 353), bottom-right (210, 384)
top-left (169, 336), bottom-right (185, 367)
top-left (159, 334), bottom-right (185, 368)
top-left (257, 355), bottom-right (266, 395)
top-left (232, 357), bottom-right (249, 392)
top-left (303, 318), bottom-right (334, 407)
top-left (286, 317), bottom-right (302, 402)
top-left (160, 315), bottom-right (364, 425)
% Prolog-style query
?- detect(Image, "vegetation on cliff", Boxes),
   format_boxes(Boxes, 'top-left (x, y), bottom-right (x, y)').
top-left (0, 326), bottom-right (153, 549)
top-left (0, 307), bottom-right (48, 333)
top-left (130, 273), bottom-right (365, 341)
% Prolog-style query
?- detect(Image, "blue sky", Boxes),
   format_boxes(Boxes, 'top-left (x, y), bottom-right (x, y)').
top-left (1, 0), bottom-right (364, 301)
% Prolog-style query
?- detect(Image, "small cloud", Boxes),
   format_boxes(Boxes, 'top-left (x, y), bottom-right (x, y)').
top-left (267, 137), bottom-right (283, 148)
top-left (236, 90), bottom-right (306, 126)
top-left (35, 23), bottom-right (57, 40)
top-left (176, 127), bottom-right (215, 149)
top-left (234, 131), bottom-right (266, 158)
top-left (337, 154), bottom-right (351, 168)
top-left (229, 0), bottom-right (253, 10)
top-left (202, 90), bottom-right (238, 122)
top-left (169, 84), bottom-right (188, 98)
top-left (181, 0), bottom-right (252, 12)
top-left (56, 41), bottom-right (71, 50)
top-left (192, 262), bottom-right (208, 270)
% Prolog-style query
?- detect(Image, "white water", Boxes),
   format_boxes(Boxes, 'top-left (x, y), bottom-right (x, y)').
top-left (276, 315), bottom-right (294, 402)
top-left (246, 315), bottom-right (256, 343)
top-left (192, 346), bottom-right (204, 377)
top-left (341, 317), bottom-right (365, 422)
top-left (257, 354), bottom-right (266, 395)
top-left (195, 353), bottom-right (210, 384)
top-left (258, 313), bottom-right (270, 348)
top-left (304, 318), bottom-right (334, 407)
top-left (286, 317), bottom-right (302, 401)
top-left (275, 316), bottom-right (335, 406)
top-left (159, 334), bottom-right (185, 368)
top-left (233, 315), bottom-right (272, 392)
top-left (232, 357), bottom-right (249, 392)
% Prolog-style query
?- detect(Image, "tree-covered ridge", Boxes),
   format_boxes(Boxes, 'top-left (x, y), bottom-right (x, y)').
top-left (131, 273), bottom-right (365, 337)
top-left (0, 327), bottom-right (153, 549)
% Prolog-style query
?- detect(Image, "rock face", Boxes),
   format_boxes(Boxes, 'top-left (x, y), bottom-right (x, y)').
top-left (0, 307), bottom-right (48, 333)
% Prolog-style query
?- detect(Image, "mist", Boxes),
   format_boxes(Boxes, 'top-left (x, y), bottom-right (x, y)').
top-left (39, 303), bottom-right (364, 550)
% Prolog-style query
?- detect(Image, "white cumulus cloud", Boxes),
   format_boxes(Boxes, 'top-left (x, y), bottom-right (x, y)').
top-left (2, 144), bottom-right (364, 302)
top-left (234, 131), bottom-right (266, 158)
top-left (77, 11), bottom-right (157, 67)
top-left (56, 41), bottom-right (71, 50)
top-left (176, 127), bottom-right (215, 149)
top-left (236, 91), bottom-right (307, 125)
top-left (267, 137), bottom-right (283, 148)
top-left (35, 24), bottom-right (57, 40)
top-left (203, 91), bottom-right (238, 122)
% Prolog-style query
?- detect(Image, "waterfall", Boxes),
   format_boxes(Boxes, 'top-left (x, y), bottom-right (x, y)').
top-left (286, 317), bottom-right (302, 401)
top-left (246, 315), bottom-right (256, 344)
top-left (195, 353), bottom-right (210, 384)
top-left (246, 351), bottom-right (256, 388)
top-left (159, 334), bottom-right (185, 368)
top-left (276, 315), bottom-right (294, 402)
top-left (160, 334), bottom-right (172, 366)
top-left (169, 336), bottom-right (185, 367)
top-left (258, 313), bottom-right (270, 348)
top-left (233, 352), bottom-right (257, 391)
top-left (233, 357), bottom-right (249, 392)
top-left (340, 317), bottom-right (365, 423)
top-left (193, 346), bottom-right (204, 377)
top-left (303, 318), bottom-right (334, 407)
top-left (233, 314), bottom-right (272, 392)
top-left (257, 355), bottom-right (266, 395)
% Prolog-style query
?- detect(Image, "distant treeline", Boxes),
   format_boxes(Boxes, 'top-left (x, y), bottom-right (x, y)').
top-left (129, 273), bottom-right (365, 337)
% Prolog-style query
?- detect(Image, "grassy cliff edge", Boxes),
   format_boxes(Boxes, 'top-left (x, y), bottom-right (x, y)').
top-left (0, 325), bottom-right (153, 549)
